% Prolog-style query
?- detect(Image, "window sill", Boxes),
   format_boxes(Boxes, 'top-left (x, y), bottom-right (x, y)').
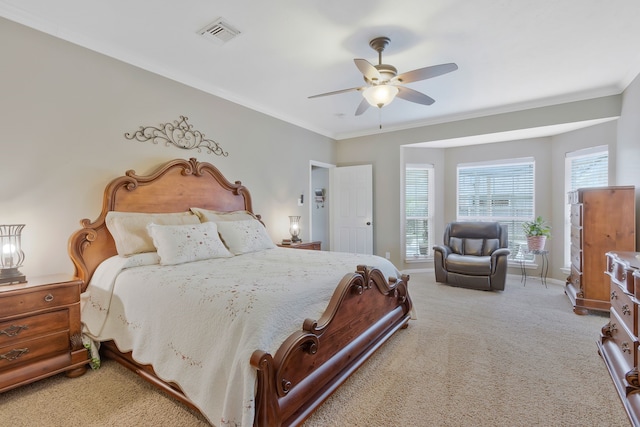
top-left (405, 257), bottom-right (433, 264)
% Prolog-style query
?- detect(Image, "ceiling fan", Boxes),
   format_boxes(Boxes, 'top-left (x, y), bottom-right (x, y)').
top-left (308, 36), bottom-right (458, 116)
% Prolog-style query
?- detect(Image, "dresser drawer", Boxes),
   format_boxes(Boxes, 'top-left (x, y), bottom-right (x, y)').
top-left (0, 285), bottom-right (78, 318)
top-left (570, 227), bottom-right (582, 250)
top-left (570, 204), bottom-right (582, 226)
top-left (609, 309), bottom-right (638, 368)
top-left (568, 266), bottom-right (582, 289)
top-left (610, 284), bottom-right (637, 336)
top-left (571, 245), bottom-right (583, 272)
top-left (0, 310), bottom-right (69, 347)
top-left (0, 331), bottom-right (70, 371)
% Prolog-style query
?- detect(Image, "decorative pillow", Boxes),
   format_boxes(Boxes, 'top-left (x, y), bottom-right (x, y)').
top-left (483, 238), bottom-right (500, 256)
top-left (190, 207), bottom-right (257, 223)
top-left (147, 222), bottom-right (232, 265)
top-left (105, 211), bottom-right (200, 256)
top-left (449, 237), bottom-right (463, 254)
top-left (464, 238), bottom-right (484, 256)
top-left (215, 219), bottom-right (276, 255)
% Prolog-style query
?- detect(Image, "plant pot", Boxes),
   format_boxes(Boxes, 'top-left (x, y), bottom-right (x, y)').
top-left (527, 236), bottom-right (547, 252)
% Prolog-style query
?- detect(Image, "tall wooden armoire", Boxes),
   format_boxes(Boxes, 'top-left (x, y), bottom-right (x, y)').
top-left (565, 186), bottom-right (636, 314)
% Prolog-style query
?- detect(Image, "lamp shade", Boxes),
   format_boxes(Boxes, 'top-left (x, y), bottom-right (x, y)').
top-left (363, 84), bottom-right (399, 108)
top-left (288, 216), bottom-right (301, 243)
top-left (0, 224), bottom-right (26, 284)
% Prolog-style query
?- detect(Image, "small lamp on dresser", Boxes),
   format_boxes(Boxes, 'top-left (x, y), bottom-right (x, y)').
top-left (0, 224), bottom-right (26, 284)
top-left (288, 216), bottom-right (302, 243)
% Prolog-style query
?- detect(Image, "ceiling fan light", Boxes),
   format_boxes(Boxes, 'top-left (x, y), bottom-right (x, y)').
top-left (363, 85), bottom-right (399, 108)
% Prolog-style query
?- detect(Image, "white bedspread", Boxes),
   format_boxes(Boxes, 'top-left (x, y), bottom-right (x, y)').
top-left (81, 247), bottom-right (401, 426)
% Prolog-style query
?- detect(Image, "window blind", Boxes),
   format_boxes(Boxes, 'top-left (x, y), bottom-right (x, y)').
top-left (570, 152), bottom-right (608, 190)
top-left (457, 160), bottom-right (534, 260)
top-left (405, 166), bottom-right (433, 259)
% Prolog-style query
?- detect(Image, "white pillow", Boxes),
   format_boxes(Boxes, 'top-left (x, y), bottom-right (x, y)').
top-left (216, 219), bottom-right (276, 255)
top-left (190, 207), bottom-right (257, 223)
top-left (105, 211), bottom-right (200, 256)
top-left (147, 222), bottom-right (233, 266)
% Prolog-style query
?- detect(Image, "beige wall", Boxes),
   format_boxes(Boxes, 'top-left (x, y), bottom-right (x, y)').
top-left (617, 72), bottom-right (640, 248)
top-left (3, 17), bottom-right (639, 282)
top-left (338, 100), bottom-right (625, 278)
top-left (0, 18), bottom-right (336, 278)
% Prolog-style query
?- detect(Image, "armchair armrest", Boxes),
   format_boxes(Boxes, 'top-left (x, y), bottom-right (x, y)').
top-left (432, 245), bottom-right (451, 257)
top-left (490, 248), bottom-right (511, 260)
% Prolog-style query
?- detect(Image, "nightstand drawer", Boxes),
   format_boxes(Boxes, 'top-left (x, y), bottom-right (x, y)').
top-left (0, 310), bottom-right (69, 347)
top-left (0, 331), bottom-right (70, 371)
top-left (0, 285), bottom-right (78, 318)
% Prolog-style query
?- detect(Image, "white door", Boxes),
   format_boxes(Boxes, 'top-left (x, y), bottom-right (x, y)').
top-left (331, 165), bottom-right (373, 254)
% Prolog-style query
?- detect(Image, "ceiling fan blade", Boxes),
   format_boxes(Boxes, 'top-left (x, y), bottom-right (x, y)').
top-left (396, 86), bottom-right (435, 105)
top-left (308, 86), bottom-right (364, 99)
top-left (355, 98), bottom-right (370, 116)
top-left (354, 58), bottom-right (381, 82)
top-left (392, 62), bottom-right (458, 84)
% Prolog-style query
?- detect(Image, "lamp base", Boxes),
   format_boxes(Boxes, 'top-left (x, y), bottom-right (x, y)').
top-left (291, 236), bottom-right (302, 243)
top-left (0, 268), bottom-right (27, 285)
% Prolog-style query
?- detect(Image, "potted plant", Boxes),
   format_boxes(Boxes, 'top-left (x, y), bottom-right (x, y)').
top-left (523, 215), bottom-right (551, 251)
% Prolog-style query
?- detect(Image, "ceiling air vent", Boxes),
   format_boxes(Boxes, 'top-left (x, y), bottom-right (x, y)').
top-left (198, 18), bottom-right (241, 44)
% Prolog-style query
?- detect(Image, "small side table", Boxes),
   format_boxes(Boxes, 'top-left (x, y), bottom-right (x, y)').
top-left (277, 241), bottom-right (322, 251)
top-left (520, 249), bottom-right (549, 287)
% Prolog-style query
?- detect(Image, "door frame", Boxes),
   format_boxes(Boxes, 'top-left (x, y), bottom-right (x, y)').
top-left (309, 160), bottom-right (335, 245)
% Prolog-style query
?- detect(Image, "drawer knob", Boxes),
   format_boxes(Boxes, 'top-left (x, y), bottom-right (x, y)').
top-left (44, 293), bottom-right (54, 302)
top-left (0, 324), bottom-right (29, 337)
top-left (623, 304), bottom-right (632, 316)
top-left (611, 291), bottom-right (618, 300)
top-left (610, 322), bottom-right (618, 334)
top-left (0, 348), bottom-right (29, 361)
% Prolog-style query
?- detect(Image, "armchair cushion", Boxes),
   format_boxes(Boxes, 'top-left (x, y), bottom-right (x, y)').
top-left (449, 237), bottom-right (463, 254)
top-left (464, 238), bottom-right (484, 256)
top-left (483, 239), bottom-right (500, 255)
top-left (446, 254), bottom-right (492, 275)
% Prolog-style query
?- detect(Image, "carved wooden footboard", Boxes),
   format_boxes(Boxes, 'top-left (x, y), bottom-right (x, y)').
top-left (251, 265), bottom-right (412, 426)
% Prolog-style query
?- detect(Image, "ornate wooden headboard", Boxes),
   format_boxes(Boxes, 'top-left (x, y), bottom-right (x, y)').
top-left (68, 158), bottom-right (254, 289)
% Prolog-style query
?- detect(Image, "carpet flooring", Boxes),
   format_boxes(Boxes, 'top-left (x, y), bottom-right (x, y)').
top-left (0, 273), bottom-right (630, 426)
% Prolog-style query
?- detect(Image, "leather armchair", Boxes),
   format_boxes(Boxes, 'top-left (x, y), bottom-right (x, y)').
top-left (433, 222), bottom-right (511, 291)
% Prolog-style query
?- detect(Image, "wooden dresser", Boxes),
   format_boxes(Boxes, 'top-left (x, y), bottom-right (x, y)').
top-left (565, 186), bottom-right (636, 314)
top-left (0, 274), bottom-right (87, 393)
top-left (599, 251), bottom-right (640, 426)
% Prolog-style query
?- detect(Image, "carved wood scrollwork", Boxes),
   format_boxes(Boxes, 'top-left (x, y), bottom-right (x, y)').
top-left (125, 115), bottom-right (228, 156)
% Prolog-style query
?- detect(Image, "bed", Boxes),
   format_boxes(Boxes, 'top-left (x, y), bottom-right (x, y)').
top-left (68, 157), bottom-right (413, 426)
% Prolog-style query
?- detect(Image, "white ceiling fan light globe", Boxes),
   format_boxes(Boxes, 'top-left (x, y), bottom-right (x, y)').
top-left (363, 84), bottom-right (399, 108)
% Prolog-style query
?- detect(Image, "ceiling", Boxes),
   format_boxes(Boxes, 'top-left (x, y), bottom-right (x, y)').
top-left (2, 0), bottom-right (640, 141)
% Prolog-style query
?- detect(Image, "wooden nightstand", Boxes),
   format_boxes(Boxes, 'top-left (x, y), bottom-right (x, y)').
top-left (0, 274), bottom-right (88, 393)
top-left (277, 241), bottom-right (322, 251)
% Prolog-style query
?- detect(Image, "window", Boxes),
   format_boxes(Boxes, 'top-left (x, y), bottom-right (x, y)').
top-left (404, 164), bottom-right (434, 261)
top-left (563, 146), bottom-right (608, 266)
top-left (457, 158), bottom-right (534, 261)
